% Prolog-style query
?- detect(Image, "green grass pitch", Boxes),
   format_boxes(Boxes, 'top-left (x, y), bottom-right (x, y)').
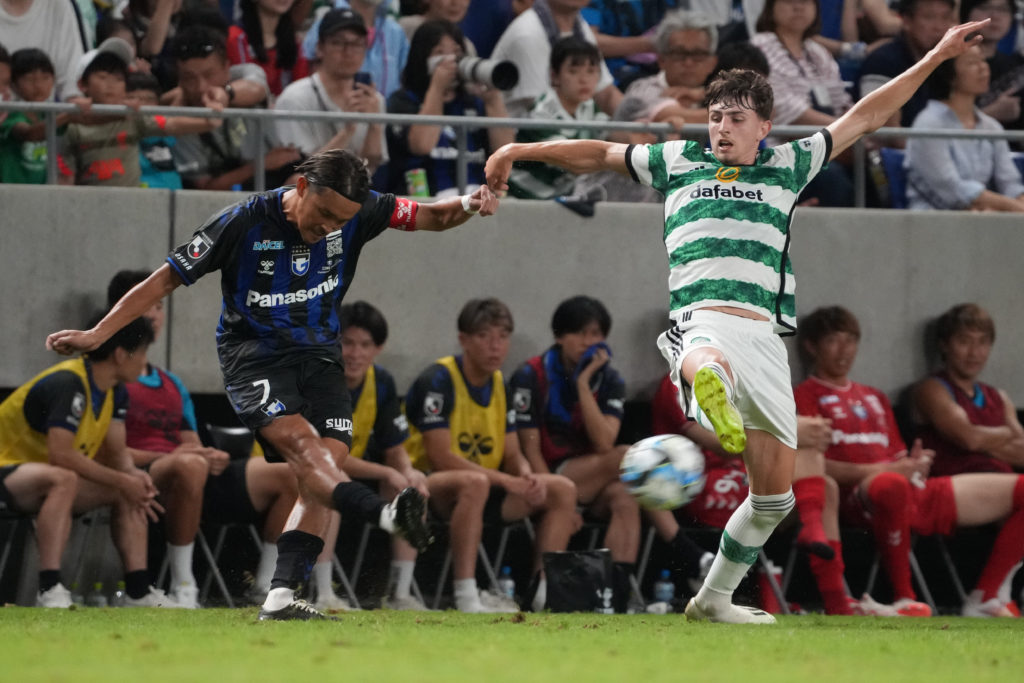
top-left (1, 608), bottom-right (1022, 682)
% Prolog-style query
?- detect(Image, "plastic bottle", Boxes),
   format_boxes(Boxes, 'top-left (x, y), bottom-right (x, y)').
top-left (498, 566), bottom-right (516, 601)
top-left (86, 582), bottom-right (108, 608)
top-left (111, 581), bottom-right (127, 607)
top-left (653, 570), bottom-right (675, 604)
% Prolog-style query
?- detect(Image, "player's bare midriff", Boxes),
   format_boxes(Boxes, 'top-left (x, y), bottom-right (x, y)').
top-left (700, 305), bottom-right (770, 321)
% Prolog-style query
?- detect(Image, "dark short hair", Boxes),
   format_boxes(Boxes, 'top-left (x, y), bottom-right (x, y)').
top-left (403, 19), bottom-right (465, 100)
top-left (340, 300), bottom-right (389, 346)
top-left (96, 16), bottom-right (133, 46)
top-left (458, 298), bottom-right (514, 335)
top-left (899, 0), bottom-right (955, 15)
top-left (935, 303), bottom-right (995, 345)
top-left (756, 0), bottom-right (821, 41)
top-left (550, 36), bottom-right (601, 72)
top-left (551, 295), bottom-right (611, 338)
top-left (10, 48), bottom-right (55, 82)
top-left (711, 41), bottom-right (769, 80)
top-left (705, 68), bottom-right (773, 120)
top-left (297, 149), bottom-right (370, 204)
top-left (107, 269), bottom-right (150, 307)
top-left (126, 71), bottom-right (161, 95)
top-left (173, 25), bottom-right (228, 63)
top-left (798, 306), bottom-right (862, 348)
top-left (83, 51), bottom-right (129, 82)
top-left (86, 314), bottom-right (155, 361)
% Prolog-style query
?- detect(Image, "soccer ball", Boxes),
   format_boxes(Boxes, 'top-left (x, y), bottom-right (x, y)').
top-left (619, 434), bottom-right (706, 510)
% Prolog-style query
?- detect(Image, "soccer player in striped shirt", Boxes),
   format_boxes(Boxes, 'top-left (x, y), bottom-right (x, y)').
top-left (486, 19), bottom-right (989, 623)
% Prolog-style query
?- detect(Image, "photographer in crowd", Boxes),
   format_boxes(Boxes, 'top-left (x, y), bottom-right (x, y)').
top-left (386, 20), bottom-right (515, 198)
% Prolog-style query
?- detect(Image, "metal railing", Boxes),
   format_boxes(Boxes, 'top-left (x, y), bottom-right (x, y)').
top-left (5, 100), bottom-right (1024, 206)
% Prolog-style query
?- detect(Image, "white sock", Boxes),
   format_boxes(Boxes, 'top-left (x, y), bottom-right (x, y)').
top-left (167, 543), bottom-right (196, 588)
top-left (312, 561), bottom-right (334, 600)
top-left (254, 542), bottom-right (278, 592)
top-left (699, 491), bottom-right (794, 608)
top-left (263, 586), bottom-right (295, 611)
top-left (531, 578), bottom-right (547, 612)
top-left (391, 560), bottom-right (415, 599)
top-left (454, 578), bottom-right (478, 599)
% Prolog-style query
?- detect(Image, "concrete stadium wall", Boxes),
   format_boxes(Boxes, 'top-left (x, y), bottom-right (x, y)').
top-left (1, 186), bottom-right (1020, 407)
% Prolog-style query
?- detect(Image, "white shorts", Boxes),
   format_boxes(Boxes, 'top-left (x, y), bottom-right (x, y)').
top-left (656, 310), bottom-right (798, 449)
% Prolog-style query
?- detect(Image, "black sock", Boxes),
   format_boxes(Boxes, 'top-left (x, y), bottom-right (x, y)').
top-left (125, 570), bottom-right (150, 599)
top-left (38, 570), bottom-right (60, 593)
top-left (331, 481), bottom-right (385, 524)
top-left (669, 529), bottom-right (706, 578)
top-left (269, 530), bottom-right (325, 591)
top-left (612, 562), bottom-right (635, 614)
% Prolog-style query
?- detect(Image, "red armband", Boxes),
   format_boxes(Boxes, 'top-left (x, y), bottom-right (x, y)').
top-left (388, 197), bottom-right (419, 231)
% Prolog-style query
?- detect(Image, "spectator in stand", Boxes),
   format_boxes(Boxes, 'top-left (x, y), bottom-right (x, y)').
top-left (398, 0), bottom-right (478, 55)
top-left (108, 270), bottom-right (299, 609)
top-left (507, 37), bottom-right (608, 199)
top-left (905, 45), bottom-right (1024, 211)
top-left (859, 0), bottom-right (956, 128)
top-left (122, 0), bottom-right (187, 92)
top-left (228, 0), bottom-right (311, 97)
top-left (684, 0), bottom-right (762, 43)
top-left (386, 20), bottom-right (514, 197)
top-left (798, 305), bottom-right (1024, 617)
top-left (491, 0), bottom-right (623, 118)
top-left (168, 25), bottom-right (304, 190)
top-left (125, 72), bottom-right (184, 189)
top-left (60, 39), bottom-right (223, 187)
top-left (0, 49), bottom-right (74, 184)
top-left (751, 0), bottom-right (854, 207)
top-left (0, 315), bottom-right (178, 608)
top-left (0, 42), bottom-right (9, 104)
top-left (961, 0), bottom-right (1024, 132)
top-left (302, 0), bottom-right (410, 99)
top-left (510, 297), bottom-right (714, 612)
top-left (460, 0), bottom-right (516, 58)
top-left (275, 8), bottom-right (386, 174)
top-left (0, 0), bottom-right (87, 101)
top-left (406, 298), bottom-right (579, 613)
top-left (913, 303), bottom-right (1024, 476)
top-left (615, 10), bottom-right (719, 129)
top-left (579, 0), bottom-right (672, 86)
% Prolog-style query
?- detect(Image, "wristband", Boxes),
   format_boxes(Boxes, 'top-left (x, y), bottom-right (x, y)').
top-left (461, 194), bottom-right (478, 214)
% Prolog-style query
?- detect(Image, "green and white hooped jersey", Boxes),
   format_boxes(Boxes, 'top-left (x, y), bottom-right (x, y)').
top-left (625, 130), bottom-right (832, 333)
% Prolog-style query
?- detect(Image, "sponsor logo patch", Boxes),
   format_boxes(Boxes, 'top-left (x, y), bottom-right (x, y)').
top-left (715, 166), bottom-right (740, 183)
top-left (187, 234), bottom-right (211, 260)
top-left (253, 240), bottom-right (285, 251)
top-left (325, 418), bottom-right (353, 433)
top-left (70, 392), bottom-right (85, 419)
top-left (262, 399), bottom-right (285, 417)
top-left (513, 387), bottom-right (531, 413)
top-left (424, 392), bottom-right (444, 416)
top-left (258, 259), bottom-right (275, 276)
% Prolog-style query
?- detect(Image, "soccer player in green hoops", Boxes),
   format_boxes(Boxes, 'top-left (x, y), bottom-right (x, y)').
top-left (485, 18), bottom-right (989, 624)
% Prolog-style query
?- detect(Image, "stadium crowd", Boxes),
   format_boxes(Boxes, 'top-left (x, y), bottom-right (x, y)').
top-left (0, 0), bottom-right (1022, 619)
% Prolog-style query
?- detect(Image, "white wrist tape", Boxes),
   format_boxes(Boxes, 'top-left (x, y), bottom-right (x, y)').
top-left (461, 194), bottom-right (478, 214)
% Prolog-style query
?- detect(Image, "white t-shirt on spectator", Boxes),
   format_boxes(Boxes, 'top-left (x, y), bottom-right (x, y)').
top-left (275, 72), bottom-right (388, 161)
top-left (491, 8), bottom-right (613, 119)
top-left (0, 0), bottom-right (86, 101)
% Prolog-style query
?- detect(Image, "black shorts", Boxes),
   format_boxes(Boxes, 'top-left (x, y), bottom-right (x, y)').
top-left (0, 464), bottom-right (21, 513)
top-left (483, 485), bottom-right (508, 525)
top-left (202, 459), bottom-right (260, 524)
top-left (223, 356), bottom-right (353, 462)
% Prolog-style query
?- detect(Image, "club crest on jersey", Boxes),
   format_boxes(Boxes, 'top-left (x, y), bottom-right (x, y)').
top-left (291, 246), bottom-right (311, 276)
top-left (424, 392), bottom-right (444, 416)
top-left (187, 234), bottom-right (212, 260)
top-left (513, 388), bottom-right (531, 413)
top-left (70, 392), bottom-right (85, 419)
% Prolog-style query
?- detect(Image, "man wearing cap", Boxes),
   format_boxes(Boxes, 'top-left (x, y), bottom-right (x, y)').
top-left (169, 24), bottom-right (301, 191)
top-left (275, 9), bottom-right (387, 173)
top-left (59, 38), bottom-right (222, 187)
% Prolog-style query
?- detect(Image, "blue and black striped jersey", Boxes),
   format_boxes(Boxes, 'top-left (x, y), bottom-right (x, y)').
top-left (168, 188), bottom-right (399, 376)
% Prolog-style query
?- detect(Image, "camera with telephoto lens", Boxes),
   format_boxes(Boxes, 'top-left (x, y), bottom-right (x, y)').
top-left (427, 55), bottom-right (519, 91)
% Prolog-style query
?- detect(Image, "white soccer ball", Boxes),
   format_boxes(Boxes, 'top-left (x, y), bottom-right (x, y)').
top-left (619, 434), bottom-right (706, 510)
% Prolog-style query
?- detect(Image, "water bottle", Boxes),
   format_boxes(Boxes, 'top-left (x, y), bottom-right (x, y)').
top-left (86, 582), bottom-right (108, 608)
top-left (654, 570), bottom-right (675, 604)
top-left (498, 566), bottom-right (516, 601)
top-left (111, 581), bottom-right (127, 607)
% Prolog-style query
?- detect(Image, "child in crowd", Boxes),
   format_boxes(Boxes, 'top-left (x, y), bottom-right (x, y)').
top-left (60, 38), bottom-right (221, 187)
top-left (0, 49), bottom-right (73, 184)
top-left (124, 71), bottom-right (183, 189)
top-left (508, 37), bottom-right (608, 200)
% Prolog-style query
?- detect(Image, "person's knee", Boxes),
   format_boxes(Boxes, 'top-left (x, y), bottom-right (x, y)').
top-left (455, 471), bottom-right (489, 503)
top-left (545, 474), bottom-right (577, 511)
top-left (164, 452), bottom-right (210, 490)
top-left (47, 466), bottom-right (79, 497)
top-left (866, 471), bottom-right (912, 512)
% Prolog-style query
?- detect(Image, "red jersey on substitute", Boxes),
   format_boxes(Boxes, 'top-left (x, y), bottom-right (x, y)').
top-left (794, 376), bottom-right (905, 464)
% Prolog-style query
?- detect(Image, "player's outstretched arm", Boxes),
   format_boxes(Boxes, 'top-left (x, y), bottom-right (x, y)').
top-left (46, 264), bottom-right (184, 355)
top-left (414, 184), bottom-right (500, 232)
top-left (827, 19), bottom-right (989, 159)
top-left (485, 140), bottom-right (630, 194)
